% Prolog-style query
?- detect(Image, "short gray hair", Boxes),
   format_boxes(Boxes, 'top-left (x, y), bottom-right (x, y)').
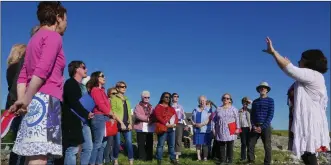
top-left (141, 91), bottom-right (150, 97)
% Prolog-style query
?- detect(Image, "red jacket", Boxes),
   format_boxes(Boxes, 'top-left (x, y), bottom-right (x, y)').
top-left (153, 104), bottom-right (178, 126)
top-left (91, 87), bottom-right (111, 115)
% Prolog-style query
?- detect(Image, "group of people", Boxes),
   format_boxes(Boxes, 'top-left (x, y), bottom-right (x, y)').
top-left (4, 1), bottom-right (330, 165)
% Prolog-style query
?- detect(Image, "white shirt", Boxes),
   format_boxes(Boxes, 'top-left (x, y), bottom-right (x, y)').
top-left (284, 63), bottom-right (330, 158)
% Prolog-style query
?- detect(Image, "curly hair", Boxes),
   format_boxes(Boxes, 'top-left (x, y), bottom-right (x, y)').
top-left (37, 1), bottom-right (67, 26)
top-left (301, 49), bottom-right (328, 74)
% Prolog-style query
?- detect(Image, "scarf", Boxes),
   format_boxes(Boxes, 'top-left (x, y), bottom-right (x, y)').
top-left (139, 101), bottom-right (152, 116)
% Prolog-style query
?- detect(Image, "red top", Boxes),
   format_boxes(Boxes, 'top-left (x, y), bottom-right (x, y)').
top-left (153, 104), bottom-right (178, 126)
top-left (91, 87), bottom-right (111, 115)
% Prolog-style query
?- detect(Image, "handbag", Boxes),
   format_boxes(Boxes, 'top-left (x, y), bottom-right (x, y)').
top-left (105, 119), bottom-right (118, 137)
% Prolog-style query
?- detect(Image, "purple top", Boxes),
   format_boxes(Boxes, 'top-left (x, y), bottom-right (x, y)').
top-left (172, 103), bottom-right (185, 123)
top-left (18, 29), bottom-right (66, 101)
top-left (213, 106), bottom-right (240, 141)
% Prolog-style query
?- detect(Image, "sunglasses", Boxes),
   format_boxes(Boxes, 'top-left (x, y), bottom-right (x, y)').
top-left (99, 75), bottom-right (105, 78)
top-left (144, 97), bottom-right (150, 99)
top-left (173, 95), bottom-right (179, 98)
top-left (222, 97), bottom-right (231, 100)
top-left (119, 86), bottom-right (127, 89)
top-left (80, 66), bottom-right (86, 70)
top-left (111, 92), bottom-right (117, 95)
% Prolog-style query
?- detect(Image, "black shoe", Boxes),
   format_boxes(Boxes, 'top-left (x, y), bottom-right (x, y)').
top-left (171, 159), bottom-right (179, 165)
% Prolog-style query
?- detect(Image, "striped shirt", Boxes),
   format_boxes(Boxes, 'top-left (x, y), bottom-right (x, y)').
top-left (250, 97), bottom-right (274, 129)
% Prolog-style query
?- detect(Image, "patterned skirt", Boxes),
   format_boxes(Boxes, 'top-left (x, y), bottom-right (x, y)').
top-left (12, 92), bottom-right (62, 157)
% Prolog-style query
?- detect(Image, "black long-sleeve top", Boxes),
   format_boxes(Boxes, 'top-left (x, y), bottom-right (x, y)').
top-left (6, 56), bottom-right (25, 109)
top-left (62, 77), bottom-right (89, 147)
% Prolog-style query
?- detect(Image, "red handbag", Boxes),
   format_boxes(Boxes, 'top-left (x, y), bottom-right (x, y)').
top-left (105, 119), bottom-right (118, 137)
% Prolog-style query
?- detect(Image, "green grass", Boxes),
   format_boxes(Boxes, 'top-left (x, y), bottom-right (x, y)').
top-left (110, 147), bottom-right (294, 165)
top-left (271, 130), bottom-right (289, 137)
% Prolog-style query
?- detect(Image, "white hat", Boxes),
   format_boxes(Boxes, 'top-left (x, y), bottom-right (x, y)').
top-left (256, 82), bottom-right (271, 93)
top-left (81, 76), bottom-right (90, 86)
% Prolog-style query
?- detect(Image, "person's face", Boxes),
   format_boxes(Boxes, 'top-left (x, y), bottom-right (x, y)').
top-left (77, 64), bottom-right (87, 78)
top-left (259, 87), bottom-right (268, 95)
top-left (222, 94), bottom-right (231, 104)
top-left (199, 97), bottom-right (206, 106)
top-left (162, 94), bottom-right (171, 104)
top-left (242, 101), bottom-right (249, 107)
top-left (172, 94), bottom-right (179, 102)
top-left (117, 83), bottom-right (127, 94)
top-left (142, 95), bottom-right (150, 103)
top-left (98, 73), bottom-right (106, 85)
top-left (110, 89), bottom-right (117, 96)
top-left (57, 13), bottom-right (67, 36)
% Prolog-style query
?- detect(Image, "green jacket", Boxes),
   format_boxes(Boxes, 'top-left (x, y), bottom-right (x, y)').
top-left (111, 94), bottom-right (132, 124)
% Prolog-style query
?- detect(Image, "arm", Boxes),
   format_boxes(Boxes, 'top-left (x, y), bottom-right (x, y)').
top-left (250, 102), bottom-right (256, 128)
top-left (201, 112), bottom-right (211, 126)
top-left (64, 80), bottom-right (89, 120)
top-left (283, 63), bottom-right (315, 84)
top-left (22, 34), bottom-right (62, 104)
top-left (91, 88), bottom-right (110, 114)
top-left (234, 108), bottom-right (240, 129)
top-left (17, 57), bottom-right (27, 101)
top-left (262, 98), bottom-right (274, 129)
top-left (134, 105), bottom-right (149, 122)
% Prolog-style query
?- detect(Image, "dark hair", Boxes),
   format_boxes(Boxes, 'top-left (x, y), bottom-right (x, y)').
top-left (37, 1), bottom-right (67, 26)
top-left (158, 92), bottom-right (172, 106)
top-left (301, 49), bottom-right (328, 74)
top-left (88, 71), bottom-right (102, 89)
top-left (171, 93), bottom-right (179, 98)
top-left (68, 61), bottom-right (84, 78)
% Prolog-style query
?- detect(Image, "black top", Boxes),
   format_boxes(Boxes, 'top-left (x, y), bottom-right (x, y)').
top-left (123, 100), bottom-right (129, 126)
top-left (62, 78), bottom-right (89, 147)
top-left (6, 56), bottom-right (24, 109)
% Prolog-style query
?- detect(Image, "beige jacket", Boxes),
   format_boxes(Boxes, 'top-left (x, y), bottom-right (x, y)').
top-left (238, 108), bottom-right (251, 128)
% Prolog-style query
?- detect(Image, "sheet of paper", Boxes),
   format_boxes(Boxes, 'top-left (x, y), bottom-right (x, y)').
top-left (142, 122), bottom-right (155, 132)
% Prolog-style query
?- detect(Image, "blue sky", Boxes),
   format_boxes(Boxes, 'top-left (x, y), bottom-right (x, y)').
top-left (1, 2), bottom-right (330, 130)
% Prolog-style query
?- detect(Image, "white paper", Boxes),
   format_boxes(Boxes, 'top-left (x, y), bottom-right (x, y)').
top-left (142, 122), bottom-right (155, 132)
top-left (169, 115), bottom-right (176, 130)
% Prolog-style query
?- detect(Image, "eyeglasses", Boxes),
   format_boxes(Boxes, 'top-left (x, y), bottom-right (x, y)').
top-left (144, 97), bottom-right (150, 99)
top-left (79, 66), bottom-right (86, 70)
top-left (119, 86), bottom-right (127, 89)
top-left (222, 97), bottom-right (230, 100)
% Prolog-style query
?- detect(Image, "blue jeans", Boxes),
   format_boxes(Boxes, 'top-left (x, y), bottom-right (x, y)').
top-left (113, 131), bottom-right (134, 161)
top-left (104, 136), bottom-right (114, 163)
top-left (64, 146), bottom-right (79, 165)
top-left (156, 128), bottom-right (176, 161)
top-left (80, 123), bottom-right (93, 165)
top-left (89, 115), bottom-right (108, 164)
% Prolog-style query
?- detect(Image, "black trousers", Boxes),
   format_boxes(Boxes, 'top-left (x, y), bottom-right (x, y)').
top-left (301, 152), bottom-right (318, 165)
top-left (211, 139), bottom-right (219, 159)
top-left (240, 127), bottom-right (250, 160)
top-left (248, 126), bottom-right (272, 165)
top-left (136, 132), bottom-right (154, 161)
top-left (218, 140), bottom-right (234, 163)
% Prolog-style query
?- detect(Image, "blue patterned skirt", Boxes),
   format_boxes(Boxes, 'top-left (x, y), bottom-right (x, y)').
top-left (12, 92), bottom-right (62, 157)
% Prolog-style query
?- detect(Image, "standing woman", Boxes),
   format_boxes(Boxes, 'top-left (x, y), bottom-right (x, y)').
top-left (171, 93), bottom-right (186, 160)
top-left (8, 2), bottom-right (67, 164)
top-left (153, 92), bottom-right (178, 165)
top-left (134, 91), bottom-right (154, 161)
top-left (213, 93), bottom-right (240, 164)
top-left (263, 37), bottom-right (330, 165)
top-left (103, 87), bottom-right (117, 164)
top-left (191, 95), bottom-right (212, 161)
top-left (111, 81), bottom-right (134, 165)
top-left (88, 71), bottom-right (112, 165)
top-left (238, 97), bottom-right (252, 161)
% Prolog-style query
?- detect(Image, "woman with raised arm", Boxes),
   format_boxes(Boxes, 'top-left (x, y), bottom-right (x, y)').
top-left (263, 37), bottom-right (330, 165)
top-left (8, 2), bottom-right (67, 164)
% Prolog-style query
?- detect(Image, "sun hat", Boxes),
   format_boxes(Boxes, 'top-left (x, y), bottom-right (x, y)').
top-left (256, 82), bottom-right (271, 93)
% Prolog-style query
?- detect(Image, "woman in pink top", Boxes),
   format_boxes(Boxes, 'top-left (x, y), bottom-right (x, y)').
top-left (8, 2), bottom-right (67, 165)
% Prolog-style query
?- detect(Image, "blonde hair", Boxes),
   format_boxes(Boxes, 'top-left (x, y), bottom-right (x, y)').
top-left (7, 44), bottom-right (26, 67)
top-left (30, 25), bottom-right (40, 37)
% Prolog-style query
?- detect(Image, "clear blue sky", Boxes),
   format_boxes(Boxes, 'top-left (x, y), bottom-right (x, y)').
top-left (1, 2), bottom-right (330, 130)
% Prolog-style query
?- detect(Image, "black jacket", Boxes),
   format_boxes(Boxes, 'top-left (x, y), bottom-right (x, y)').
top-left (6, 56), bottom-right (25, 109)
top-left (62, 78), bottom-right (90, 147)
